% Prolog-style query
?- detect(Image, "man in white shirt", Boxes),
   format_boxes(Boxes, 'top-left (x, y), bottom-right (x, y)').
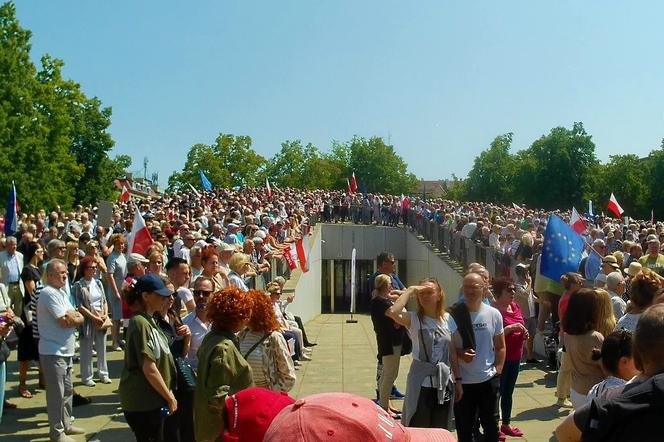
top-left (0, 236), bottom-right (24, 317)
top-left (182, 277), bottom-right (211, 371)
top-left (38, 259), bottom-right (85, 442)
top-left (454, 273), bottom-right (505, 442)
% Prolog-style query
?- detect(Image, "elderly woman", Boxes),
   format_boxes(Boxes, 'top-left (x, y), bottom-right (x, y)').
top-left (105, 233), bottom-right (128, 351)
top-left (83, 240), bottom-right (107, 279)
top-left (194, 287), bottom-right (254, 441)
top-left (74, 256), bottom-right (111, 387)
top-left (119, 274), bottom-right (177, 442)
top-left (387, 278), bottom-right (461, 430)
top-left (227, 253), bottom-right (255, 292)
top-left (239, 290), bottom-right (296, 392)
top-left (198, 245), bottom-right (229, 291)
top-left (492, 278), bottom-right (527, 438)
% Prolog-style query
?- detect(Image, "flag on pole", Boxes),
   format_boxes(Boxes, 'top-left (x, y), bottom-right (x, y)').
top-left (4, 181), bottom-right (18, 236)
top-left (199, 170), bottom-right (213, 192)
top-left (541, 214), bottom-right (585, 281)
top-left (512, 202), bottom-right (521, 211)
top-left (295, 236), bottom-right (310, 273)
top-left (265, 178), bottom-right (272, 198)
top-left (608, 193), bottom-right (624, 218)
top-left (651, 209), bottom-right (655, 225)
top-left (187, 183), bottom-right (202, 199)
top-left (282, 245), bottom-right (298, 270)
top-left (127, 203), bottom-right (153, 256)
top-left (570, 207), bottom-right (587, 234)
top-left (346, 178), bottom-right (352, 195)
top-left (119, 185), bottom-right (131, 203)
top-left (349, 172), bottom-right (358, 194)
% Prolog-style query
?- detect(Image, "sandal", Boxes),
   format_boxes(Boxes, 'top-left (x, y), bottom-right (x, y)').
top-left (18, 384), bottom-right (33, 399)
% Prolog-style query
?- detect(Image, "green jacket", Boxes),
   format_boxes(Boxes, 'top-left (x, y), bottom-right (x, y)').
top-left (194, 327), bottom-right (253, 442)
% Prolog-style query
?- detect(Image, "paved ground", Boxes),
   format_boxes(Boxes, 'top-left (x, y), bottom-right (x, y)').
top-left (1, 314), bottom-right (566, 441)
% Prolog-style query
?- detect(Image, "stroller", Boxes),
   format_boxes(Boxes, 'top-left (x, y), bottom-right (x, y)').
top-left (543, 321), bottom-right (561, 369)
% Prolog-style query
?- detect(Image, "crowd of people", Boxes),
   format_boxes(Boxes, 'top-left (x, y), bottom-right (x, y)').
top-left (0, 186), bottom-right (663, 441)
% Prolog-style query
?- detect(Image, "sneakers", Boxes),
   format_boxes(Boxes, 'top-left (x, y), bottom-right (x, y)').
top-left (82, 380), bottom-right (96, 387)
top-left (390, 385), bottom-right (406, 399)
top-left (498, 430), bottom-right (507, 441)
top-left (99, 376), bottom-right (112, 384)
top-left (557, 397), bottom-right (573, 408)
top-left (501, 424), bottom-right (524, 437)
top-left (300, 353), bottom-right (312, 361)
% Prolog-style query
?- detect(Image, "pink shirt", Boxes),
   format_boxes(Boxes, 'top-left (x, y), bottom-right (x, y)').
top-left (500, 302), bottom-right (526, 361)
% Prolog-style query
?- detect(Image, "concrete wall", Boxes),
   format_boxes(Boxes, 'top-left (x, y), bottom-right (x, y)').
top-left (404, 230), bottom-right (464, 306)
top-left (320, 225), bottom-right (406, 260)
top-left (283, 224), bottom-right (322, 323)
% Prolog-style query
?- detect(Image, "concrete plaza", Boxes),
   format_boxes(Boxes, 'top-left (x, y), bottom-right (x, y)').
top-left (1, 314), bottom-right (566, 441)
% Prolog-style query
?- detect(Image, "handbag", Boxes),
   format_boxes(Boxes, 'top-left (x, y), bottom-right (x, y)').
top-left (0, 340), bottom-right (10, 362)
top-left (175, 356), bottom-right (197, 392)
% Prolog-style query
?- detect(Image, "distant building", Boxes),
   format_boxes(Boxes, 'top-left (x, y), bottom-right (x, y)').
top-left (412, 180), bottom-right (450, 198)
top-left (114, 173), bottom-right (161, 199)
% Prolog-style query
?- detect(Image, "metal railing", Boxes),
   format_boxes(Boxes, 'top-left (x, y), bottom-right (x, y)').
top-left (406, 208), bottom-right (517, 279)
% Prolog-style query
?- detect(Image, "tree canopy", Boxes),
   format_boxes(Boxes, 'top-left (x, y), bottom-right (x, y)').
top-left (0, 2), bottom-right (127, 213)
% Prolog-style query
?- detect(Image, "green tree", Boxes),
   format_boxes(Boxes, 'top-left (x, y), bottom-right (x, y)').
top-left (334, 136), bottom-right (418, 194)
top-left (516, 122), bottom-right (598, 210)
top-left (463, 133), bottom-right (515, 203)
top-left (167, 134), bottom-right (267, 191)
top-left (588, 154), bottom-right (650, 219)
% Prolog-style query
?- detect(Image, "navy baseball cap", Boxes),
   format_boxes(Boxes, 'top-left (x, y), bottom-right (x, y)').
top-left (134, 274), bottom-right (173, 297)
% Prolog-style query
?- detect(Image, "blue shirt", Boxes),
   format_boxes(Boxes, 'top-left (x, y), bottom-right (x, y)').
top-left (585, 252), bottom-right (602, 281)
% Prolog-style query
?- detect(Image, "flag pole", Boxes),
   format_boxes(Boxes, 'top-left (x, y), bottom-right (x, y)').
top-left (346, 247), bottom-right (358, 324)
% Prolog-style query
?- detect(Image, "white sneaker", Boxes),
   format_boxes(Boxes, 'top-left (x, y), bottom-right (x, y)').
top-left (82, 380), bottom-right (96, 387)
top-left (300, 354), bottom-right (312, 361)
top-left (99, 377), bottom-right (112, 384)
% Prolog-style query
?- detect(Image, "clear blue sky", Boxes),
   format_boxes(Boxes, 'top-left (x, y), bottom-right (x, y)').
top-left (15, 1), bottom-right (664, 187)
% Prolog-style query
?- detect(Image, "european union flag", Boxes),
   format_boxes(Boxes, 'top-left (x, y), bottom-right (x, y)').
top-left (541, 214), bottom-right (585, 281)
top-left (199, 170), bottom-right (213, 191)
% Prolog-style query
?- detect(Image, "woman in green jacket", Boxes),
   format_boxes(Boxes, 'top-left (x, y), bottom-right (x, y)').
top-left (194, 286), bottom-right (254, 442)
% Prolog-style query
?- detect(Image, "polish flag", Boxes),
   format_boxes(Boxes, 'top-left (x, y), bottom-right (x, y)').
top-left (346, 178), bottom-right (352, 195)
top-left (350, 172), bottom-right (358, 194)
top-left (128, 204), bottom-right (153, 256)
top-left (265, 178), bottom-right (272, 198)
top-left (569, 207), bottom-right (587, 234)
top-left (608, 193), bottom-right (624, 218)
top-left (283, 245), bottom-right (298, 270)
top-left (119, 185), bottom-right (131, 203)
top-left (296, 236), bottom-right (310, 273)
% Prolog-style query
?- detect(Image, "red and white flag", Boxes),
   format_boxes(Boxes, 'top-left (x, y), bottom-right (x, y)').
top-left (119, 185), bottom-right (131, 203)
top-left (295, 236), bottom-right (310, 273)
top-left (570, 207), bottom-right (587, 234)
top-left (265, 178), bottom-right (272, 198)
top-left (282, 245), bottom-right (298, 270)
top-left (346, 178), bottom-right (352, 195)
top-left (128, 203), bottom-right (153, 256)
top-left (349, 172), bottom-right (358, 194)
top-left (608, 193), bottom-right (624, 218)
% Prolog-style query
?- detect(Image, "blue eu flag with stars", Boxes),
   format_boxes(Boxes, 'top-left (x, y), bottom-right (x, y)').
top-left (541, 214), bottom-right (585, 281)
top-left (199, 170), bottom-right (213, 191)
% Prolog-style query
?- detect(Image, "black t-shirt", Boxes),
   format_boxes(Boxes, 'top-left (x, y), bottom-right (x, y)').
top-left (370, 296), bottom-right (405, 357)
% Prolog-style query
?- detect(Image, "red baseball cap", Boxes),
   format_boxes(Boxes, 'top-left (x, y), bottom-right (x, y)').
top-left (263, 392), bottom-right (456, 441)
top-left (222, 387), bottom-right (295, 442)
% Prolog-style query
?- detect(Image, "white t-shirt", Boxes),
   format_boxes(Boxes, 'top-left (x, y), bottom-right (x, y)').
top-left (81, 278), bottom-right (104, 312)
top-left (456, 303), bottom-right (504, 384)
top-left (38, 285), bottom-right (76, 357)
top-left (408, 312), bottom-right (457, 387)
top-left (182, 311), bottom-right (208, 371)
top-left (616, 312), bottom-right (640, 333)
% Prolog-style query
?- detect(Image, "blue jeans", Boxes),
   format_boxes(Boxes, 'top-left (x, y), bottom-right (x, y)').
top-left (499, 359), bottom-right (521, 425)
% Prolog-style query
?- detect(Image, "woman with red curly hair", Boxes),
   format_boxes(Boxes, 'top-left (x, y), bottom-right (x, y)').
top-left (239, 290), bottom-right (296, 392)
top-left (193, 287), bottom-right (254, 442)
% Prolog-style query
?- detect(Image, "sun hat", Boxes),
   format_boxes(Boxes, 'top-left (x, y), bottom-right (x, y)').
top-left (625, 261), bottom-right (642, 277)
